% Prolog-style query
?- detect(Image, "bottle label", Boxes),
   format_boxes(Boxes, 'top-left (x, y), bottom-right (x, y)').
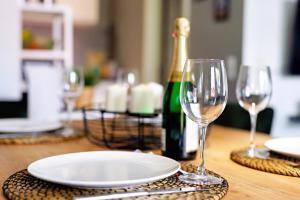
top-left (184, 116), bottom-right (198, 153)
top-left (161, 128), bottom-right (166, 151)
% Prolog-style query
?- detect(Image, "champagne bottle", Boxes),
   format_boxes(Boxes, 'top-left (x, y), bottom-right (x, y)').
top-left (161, 17), bottom-right (198, 160)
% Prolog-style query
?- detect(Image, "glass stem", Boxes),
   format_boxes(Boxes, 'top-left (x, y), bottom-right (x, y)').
top-left (66, 99), bottom-right (75, 126)
top-left (249, 113), bottom-right (257, 155)
top-left (196, 125), bottom-right (207, 176)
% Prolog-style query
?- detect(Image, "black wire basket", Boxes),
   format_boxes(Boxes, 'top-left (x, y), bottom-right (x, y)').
top-left (82, 108), bottom-right (162, 150)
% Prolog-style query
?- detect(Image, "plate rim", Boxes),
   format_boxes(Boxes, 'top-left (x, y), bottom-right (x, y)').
top-left (27, 151), bottom-right (181, 188)
top-left (264, 137), bottom-right (300, 158)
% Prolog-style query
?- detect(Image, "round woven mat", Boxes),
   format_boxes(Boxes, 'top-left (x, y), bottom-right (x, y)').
top-left (0, 122), bottom-right (84, 145)
top-left (3, 164), bottom-right (228, 200)
top-left (231, 148), bottom-right (300, 177)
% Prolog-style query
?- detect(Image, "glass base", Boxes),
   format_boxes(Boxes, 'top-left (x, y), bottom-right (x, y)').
top-left (241, 148), bottom-right (270, 159)
top-left (60, 126), bottom-right (78, 137)
top-left (179, 172), bottom-right (223, 185)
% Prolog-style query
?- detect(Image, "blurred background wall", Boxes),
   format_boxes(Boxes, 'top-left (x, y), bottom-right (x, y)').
top-left (1, 0), bottom-right (300, 137)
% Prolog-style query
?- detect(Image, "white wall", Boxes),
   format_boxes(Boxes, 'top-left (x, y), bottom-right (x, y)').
top-left (191, 0), bottom-right (243, 63)
top-left (242, 0), bottom-right (294, 74)
top-left (0, 0), bottom-right (22, 100)
top-left (242, 0), bottom-right (300, 137)
top-left (272, 76), bottom-right (300, 137)
top-left (190, 0), bottom-right (243, 101)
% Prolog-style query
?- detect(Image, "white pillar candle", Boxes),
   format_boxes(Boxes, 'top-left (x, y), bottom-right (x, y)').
top-left (129, 84), bottom-right (155, 114)
top-left (105, 84), bottom-right (128, 112)
top-left (147, 82), bottom-right (163, 110)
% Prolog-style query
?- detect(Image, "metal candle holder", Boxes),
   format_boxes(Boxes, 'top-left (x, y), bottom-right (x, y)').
top-left (82, 108), bottom-right (162, 150)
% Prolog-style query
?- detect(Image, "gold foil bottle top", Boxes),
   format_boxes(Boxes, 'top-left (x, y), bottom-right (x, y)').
top-left (173, 17), bottom-right (190, 37)
top-left (169, 17), bottom-right (190, 81)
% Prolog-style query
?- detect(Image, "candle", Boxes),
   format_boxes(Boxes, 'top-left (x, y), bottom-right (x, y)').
top-left (105, 84), bottom-right (128, 112)
top-left (147, 82), bottom-right (163, 110)
top-left (129, 84), bottom-right (155, 114)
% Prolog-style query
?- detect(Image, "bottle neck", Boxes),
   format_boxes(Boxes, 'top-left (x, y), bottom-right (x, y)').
top-left (169, 35), bottom-right (188, 82)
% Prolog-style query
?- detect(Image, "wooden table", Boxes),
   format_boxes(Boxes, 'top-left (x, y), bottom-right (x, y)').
top-left (0, 125), bottom-right (299, 200)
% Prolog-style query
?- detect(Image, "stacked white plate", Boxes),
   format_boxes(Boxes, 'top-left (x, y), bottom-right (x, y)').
top-left (0, 119), bottom-right (62, 133)
top-left (28, 151), bottom-right (180, 188)
top-left (264, 137), bottom-right (300, 158)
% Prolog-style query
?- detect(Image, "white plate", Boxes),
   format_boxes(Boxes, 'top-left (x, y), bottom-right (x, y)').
top-left (0, 119), bottom-right (62, 133)
top-left (28, 151), bottom-right (180, 188)
top-left (264, 137), bottom-right (300, 158)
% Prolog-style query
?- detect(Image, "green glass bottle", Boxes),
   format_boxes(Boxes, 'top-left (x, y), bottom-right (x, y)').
top-left (161, 17), bottom-right (198, 160)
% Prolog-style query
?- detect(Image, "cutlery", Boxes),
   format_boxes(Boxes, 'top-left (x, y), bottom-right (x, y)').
top-left (73, 187), bottom-right (209, 200)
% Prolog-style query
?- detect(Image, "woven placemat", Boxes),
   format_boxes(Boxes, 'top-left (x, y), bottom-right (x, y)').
top-left (2, 164), bottom-right (228, 200)
top-left (231, 148), bottom-right (300, 177)
top-left (0, 121), bottom-right (84, 145)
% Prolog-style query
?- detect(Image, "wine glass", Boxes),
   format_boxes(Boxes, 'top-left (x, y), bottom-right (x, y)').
top-left (236, 65), bottom-right (272, 157)
top-left (63, 66), bottom-right (84, 126)
top-left (180, 59), bottom-right (228, 185)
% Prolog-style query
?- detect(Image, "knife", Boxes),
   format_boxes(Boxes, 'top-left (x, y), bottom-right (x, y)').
top-left (73, 187), bottom-right (209, 200)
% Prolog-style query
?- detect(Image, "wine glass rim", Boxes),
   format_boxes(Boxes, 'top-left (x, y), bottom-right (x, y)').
top-left (186, 58), bottom-right (224, 62)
